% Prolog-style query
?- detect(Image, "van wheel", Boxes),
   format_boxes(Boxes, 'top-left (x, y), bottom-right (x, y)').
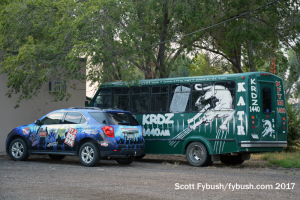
top-left (186, 142), bottom-right (210, 167)
top-left (48, 154), bottom-right (65, 160)
top-left (9, 138), bottom-right (29, 161)
top-left (116, 156), bottom-right (135, 165)
top-left (135, 154), bottom-right (146, 159)
top-left (79, 142), bottom-right (100, 167)
top-left (220, 155), bottom-right (244, 165)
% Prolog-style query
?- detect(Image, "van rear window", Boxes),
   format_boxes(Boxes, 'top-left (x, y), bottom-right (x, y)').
top-left (262, 87), bottom-right (272, 113)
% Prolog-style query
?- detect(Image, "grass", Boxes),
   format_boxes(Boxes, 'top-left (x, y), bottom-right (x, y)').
top-left (251, 152), bottom-right (300, 168)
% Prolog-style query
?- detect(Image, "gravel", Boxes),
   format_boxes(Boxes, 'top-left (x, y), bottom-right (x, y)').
top-left (0, 154), bottom-right (299, 199)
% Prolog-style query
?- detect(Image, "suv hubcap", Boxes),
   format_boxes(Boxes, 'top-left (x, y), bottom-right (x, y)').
top-left (81, 146), bottom-right (94, 163)
top-left (12, 142), bottom-right (24, 158)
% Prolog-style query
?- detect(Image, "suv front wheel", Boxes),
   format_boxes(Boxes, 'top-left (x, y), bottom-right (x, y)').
top-left (9, 138), bottom-right (29, 161)
top-left (79, 142), bottom-right (100, 167)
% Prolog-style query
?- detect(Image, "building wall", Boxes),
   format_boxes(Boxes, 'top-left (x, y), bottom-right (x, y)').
top-left (0, 49), bottom-right (86, 152)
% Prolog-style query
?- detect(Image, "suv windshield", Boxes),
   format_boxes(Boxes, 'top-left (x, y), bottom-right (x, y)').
top-left (89, 112), bottom-right (140, 126)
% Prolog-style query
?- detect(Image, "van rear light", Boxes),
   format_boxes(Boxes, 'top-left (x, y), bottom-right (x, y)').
top-left (251, 116), bottom-right (255, 119)
top-left (283, 117), bottom-right (285, 120)
top-left (102, 126), bottom-right (114, 137)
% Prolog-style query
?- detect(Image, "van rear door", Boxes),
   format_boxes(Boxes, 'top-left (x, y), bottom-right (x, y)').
top-left (259, 81), bottom-right (277, 141)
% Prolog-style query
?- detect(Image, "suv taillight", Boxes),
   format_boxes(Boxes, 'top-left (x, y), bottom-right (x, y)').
top-left (102, 126), bottom-right (114, 137)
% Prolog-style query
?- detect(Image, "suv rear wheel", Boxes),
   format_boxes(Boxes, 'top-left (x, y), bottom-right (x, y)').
top-left (9, 138), bottom-right (29, 161)
top-left (79, 142), bottom-right (100, 167)
top-left (116, 156), bottom-right (135, 165)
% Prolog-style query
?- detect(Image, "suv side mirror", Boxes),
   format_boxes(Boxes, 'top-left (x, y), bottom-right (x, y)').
top-left (35, 120), bottom-right (42, 125)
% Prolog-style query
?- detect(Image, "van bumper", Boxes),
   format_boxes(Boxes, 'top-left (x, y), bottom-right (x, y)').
top-left (239, 141), bottom-right (287, 148)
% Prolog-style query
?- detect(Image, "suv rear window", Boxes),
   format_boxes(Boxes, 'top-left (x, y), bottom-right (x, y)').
top-left (89, 112), bottom-right (140, 126)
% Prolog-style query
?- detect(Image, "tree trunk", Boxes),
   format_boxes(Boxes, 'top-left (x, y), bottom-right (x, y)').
top-left (247, 41), bottom-right (256, 72)
top-left (229, 46), bottom-right (243, 73)
top-left (156, 2), bottom-right (170, 78)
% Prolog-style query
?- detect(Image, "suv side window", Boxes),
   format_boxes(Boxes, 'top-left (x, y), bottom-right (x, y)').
top-left (89, 112), bottom-right (109, 124)
top-left (41, 112), bottom-right (65, 125)
top-left (64, 112), bottom-right (86, 124)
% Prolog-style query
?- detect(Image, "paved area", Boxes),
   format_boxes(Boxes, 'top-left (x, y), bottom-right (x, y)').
top-left (0, 154), bottom-right (299, 199)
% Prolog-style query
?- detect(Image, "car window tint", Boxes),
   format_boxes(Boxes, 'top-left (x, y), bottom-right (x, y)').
top-left (64, 112), bottom-right (85, 124)
top-left (89, 112), bottom-right (109, 124)
top-left (41, 112), bottom-right (64, 125)
top-left (80, 116), bottom-right (87, 124)
top-left (106, 112), bottom-right (140, 126)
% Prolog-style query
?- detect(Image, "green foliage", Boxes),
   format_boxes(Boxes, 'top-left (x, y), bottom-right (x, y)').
top-left (283, 50), bottom-right (300, 100)
top-left (188, 53), bottom-right (223, 76)
top-left (169, 55), bottom-right (191, 78)
top-left (284, 102), bottom-right (300, 152)
top-left (1, 0), bottom-right (300, 107)
top-left (0, 0), bottom-right (85, 107)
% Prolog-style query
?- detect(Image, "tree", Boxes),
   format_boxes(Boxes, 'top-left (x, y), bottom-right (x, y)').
top-left (0, 0), bottom-right (85, 107)
top-left (1, 0), bottom-right (300, 107)
top-left (192, 0), bottom-right (300, 74)
top-left (187, 53), bottom-right (224, 76)
top-left (284, 102), bottom-right (300, 152)
top-left (282, 49), bottom-right (300, 101)
top-left (169, 55), bottom-right (191, 78)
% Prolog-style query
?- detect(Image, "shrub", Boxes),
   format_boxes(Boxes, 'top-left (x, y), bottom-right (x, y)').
top-left (284, 102), bottom-right (300, 152)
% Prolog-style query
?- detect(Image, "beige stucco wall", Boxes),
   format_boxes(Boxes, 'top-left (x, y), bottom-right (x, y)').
top-left (0, 49), bottom-right (86, 152)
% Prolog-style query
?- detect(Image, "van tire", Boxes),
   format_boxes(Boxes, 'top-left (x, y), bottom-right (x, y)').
top-left (220, 155), bottom-right (244, 165)
top-left (186, 142), bottom-right (210, 167)
top-left (9, 138), bottom-right (29, 161)
top-left (116, 156), bottom-right (135, 165)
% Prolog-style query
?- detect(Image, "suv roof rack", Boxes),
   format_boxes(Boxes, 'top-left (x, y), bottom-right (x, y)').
top-left (68, 107), bottom-right (102, 110)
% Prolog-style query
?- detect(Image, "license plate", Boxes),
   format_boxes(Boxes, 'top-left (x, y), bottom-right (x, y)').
top-left (127, 134), bottom-right (134, 139)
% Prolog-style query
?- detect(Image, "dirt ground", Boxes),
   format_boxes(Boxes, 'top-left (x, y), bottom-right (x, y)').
top-left (1, 153), bottom-right (299, 200)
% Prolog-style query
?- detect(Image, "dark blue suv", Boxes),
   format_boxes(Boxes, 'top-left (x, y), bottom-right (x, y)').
top-left (5, 107), bottom-right (145, 167)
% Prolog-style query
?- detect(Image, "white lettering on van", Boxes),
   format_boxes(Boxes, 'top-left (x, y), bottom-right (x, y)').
top-left (237, 111), bottom-right (245, 135)
top-left (143, 128), bottom-right (170, 136)
top-left (237, 83), bottom-right (246, 92)
top-left (251, 86), bottom-right (256, 92)
top-left (142, 113), bottom-right (174, 125)
top-left (250, 78), bottom-right (260, 112)
top-left (251, 93), bottom-right (257, 99)
top-left (237, 96), bottom-right (246, 106)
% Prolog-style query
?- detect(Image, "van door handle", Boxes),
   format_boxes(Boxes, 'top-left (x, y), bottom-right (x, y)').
top-left (271, 111), bottom-right (275, 114)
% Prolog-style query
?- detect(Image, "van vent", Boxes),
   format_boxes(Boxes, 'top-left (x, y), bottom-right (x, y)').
top-left (49, 81), bottom-right (66, 93)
